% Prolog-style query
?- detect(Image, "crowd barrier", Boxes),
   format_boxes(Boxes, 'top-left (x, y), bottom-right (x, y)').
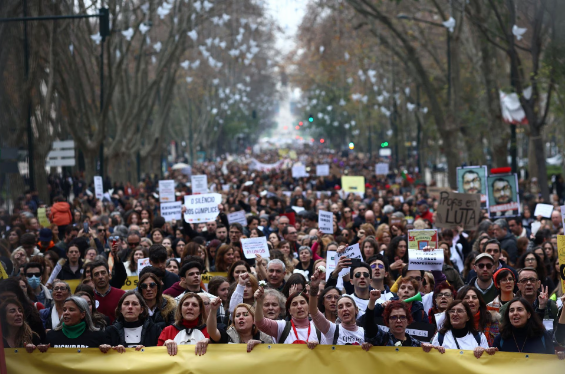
top-left (4, 345), bottom-right (562, 374)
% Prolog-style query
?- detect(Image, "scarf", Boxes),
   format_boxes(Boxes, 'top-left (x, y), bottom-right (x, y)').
top-left (473, 311), bottom-right (481, 330)
top-left (123, 319), bottom-right (144, 328)
top-left (182, 318), bottom-right (200, 329)
top-left (452, 326), bottom-right (469, 339)
top-left (62, 321), bottom-right (86, 339)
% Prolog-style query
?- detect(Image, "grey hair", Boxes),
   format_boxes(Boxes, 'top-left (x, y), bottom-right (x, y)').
top-left (262, 288), bottom-right (287, 318)
top-left (52, 279), bottom-right (71, 293)
top-left (298, 246), bottom-right (313, 257)
top-left (383, 205), bottom-right (394, 214)
top-left (267, 259), bottom-right (286, 272)
top-left (53, 296), bottom-right (100, 332)
top-left (493, 219), bottom-right (509, 231)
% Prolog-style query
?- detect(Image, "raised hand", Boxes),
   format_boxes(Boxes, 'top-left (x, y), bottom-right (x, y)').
top-left (254, 286), bottom-right (265, 302)
top-left (538, 285), bottom-right (549, 310)
top-left (210, 297), bottom-right (222, 312)
top-left (369, 289), bottom-right (382, 302)
top-left (238, 272), bottom-right (250, 286)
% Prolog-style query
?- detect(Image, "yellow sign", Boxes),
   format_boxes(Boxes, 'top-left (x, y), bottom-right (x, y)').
top-left (5, 346), bottom-right (562, 374)
top-left (202, 272), bottom-right (228, 288)
top-left (557, 235), bottom-right (565, 293)
top-left (37, 208), bottom-right (50, 228)
top-left (278, 149), bottom-right (289, 157)
top-left (288, 150), bottom-right (297, 160)
top-left (341, 176), bottom-right (365, 193)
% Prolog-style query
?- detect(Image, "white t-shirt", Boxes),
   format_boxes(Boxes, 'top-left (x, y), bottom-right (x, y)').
top-left (51, 307), bottom-right (61, 329)
top-left (321, 323), bottom-right (365, 345)
top-left (275, 320), bottom-right (319, 344)
top-left (431, 330), bottom-right (489, 349)
top-left (348, 293), bottom-right (369, 318)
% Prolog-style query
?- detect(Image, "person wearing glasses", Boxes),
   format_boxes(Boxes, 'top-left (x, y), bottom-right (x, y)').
top-left (465, 253), bottom-right (497, 304)
top-left (487, 269), bottom-right (516, 316)
top-left (428, 282), bottom-right (456, 329)
top-left (339, 207), bottom-right (354, 229)
top-left (327, 258), bottom-right (372, 318)
top-left (39, 280), bottom-right (71, 331)
top-left (516, 252), bottom-right (554, 291)
top-left (368, 276), bottom-right (428, 324)
top-left (140, 219), bottom-right (152, 238)
top-left (423, 300), bottom-right (493, 358)
top-left (138, 273), bottom-right (177, 329)
top-left (499, 267), bottom-right (558, 323)
top-left (467, 239), bottom-right (518, 284)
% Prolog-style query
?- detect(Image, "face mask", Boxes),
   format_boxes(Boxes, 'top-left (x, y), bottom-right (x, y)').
top-left (27, 276), bottom-right (41, 289)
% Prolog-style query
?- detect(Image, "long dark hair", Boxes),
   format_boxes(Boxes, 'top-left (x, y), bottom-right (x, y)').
top-left (439, 300), bottom-right (477, 335)
top-left (75, 291), bottom-right (108, 328)
top-left (281, 273), bottom-right (307, 299)
top-left (516, 252), bottom-right (546, 280)
top-left (227, 260), bottom-right (251, 284)
top-left (387, 235), bottom-right (408, 264)
top-left (115, 290), bottom-right (149, 322)
top-left (500, 297), bottom-right (545, 339)
top-left (0, 278), bottom-right (43, 336)
top-left (457, 285), bottom-right (493, 329)
top-left (318, 287), bottom-right (342, 313)
top-left (138, 272), bottom-right (163, 311)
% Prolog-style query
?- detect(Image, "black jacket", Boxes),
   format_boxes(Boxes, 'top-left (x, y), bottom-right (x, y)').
top-left (58, 259), bottom-right (85, 280)
top-left (105, 319), bottom-right (162, 347)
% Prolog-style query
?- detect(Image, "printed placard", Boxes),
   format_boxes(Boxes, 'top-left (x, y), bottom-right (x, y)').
top-left (137, 258), bottom-right (151, 274)
top-left (184, 193), bottom-right (221, 223)
top-left (228, 210), bottom-right (248, 227)
top-left (557, 235), bottom-right (565, 293)
top-left (341, 176), bottom-right (365, 193)
top-left (161, 201), bottom-right (182, 222)
top-left (375, 163), bottom-right (389, 175)
top-left (456, 166), bottom-right (488, 208)
top-left (37, 207), bottom-right (50, 228)
top-left (191, 175), bottom-right (208, 194)
top-left (94, 176), bottom-right (103, 199)
top-left (334, 243), bottom-right (363, 278)
top-left (292, 166), bottom-right (308, 178)
top-left (316, 164), bottom-right (330, 177)
top-left (241, 237), bottom-right (269, 259)
top-left (407, 229), bottom-right (442, 271)
top-left (318, 210), bottom-right (333, 234)
top-left (487, 174), bottom-right (520, 219)
top-left (159, 180), bottom-right (176, 202)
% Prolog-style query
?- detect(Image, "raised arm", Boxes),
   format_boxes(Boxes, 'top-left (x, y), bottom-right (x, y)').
top-left (229, 273), bottom-right (248, 315)
top-left (253, 287), bottom-right (279, 338)
top-left (207, 297), bottom-right (222, 342)
top-left (309, 269), bottom-right (331, 334)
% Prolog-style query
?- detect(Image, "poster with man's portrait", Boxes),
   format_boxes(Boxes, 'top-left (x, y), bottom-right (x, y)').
top-left (487, 174), bottom-right (520, 219)
top-left (456, 166), bottom-right (488, 208)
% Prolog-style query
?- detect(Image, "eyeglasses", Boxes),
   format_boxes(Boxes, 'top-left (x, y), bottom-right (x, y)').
top-left (142, 221), bottom-right (150, 224)
top-left (370, 263), bottom-right (384, 269)
top-left (128, 241), bottom-right (140, 247)
top-left (140, 282), bottom-right (157, 290)
top-left (448, 309), bottom-right (467, 315)
top-left (435, 292), bottom-right (452, 298)
top-left (53, 287), bottom-right (68, 292)
top-left (324, 295), bottom-right (340, 300)
top-left (476, 263), bottom-right (493, 270)
top-left (413, 276), bottom-right (422, 282)
top-left (518, 278), bottom-right (538, 284)
top-left (500, 277), bottom-right (514, 283)
top-left (354, 272), bottom-right (369, 278)
top-left (26, 272), bottom-right (41, 278)
top-left (389, 315), bottom-right (407, 321)
top-left (525, 258), bottom-right (536, 263)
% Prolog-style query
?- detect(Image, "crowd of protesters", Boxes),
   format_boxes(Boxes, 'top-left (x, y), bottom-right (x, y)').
top-left (0, 150), bottom-right (564, 360)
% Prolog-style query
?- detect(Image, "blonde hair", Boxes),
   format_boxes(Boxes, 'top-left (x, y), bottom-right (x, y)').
top-left (230, 303), bottom-right (258, 335)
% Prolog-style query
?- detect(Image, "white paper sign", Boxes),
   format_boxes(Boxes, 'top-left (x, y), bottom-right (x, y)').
top-left (334, 243), bottom-right (363, 278)
top-left (561, 205), bottom-right (565, 227)
top-left (325, 251), bottom-right (344, 289)
top-left (94, 176), bottom-right (103, 199)
top-left (435, 312), bottom-right (446, 330)
top-left (531, 221), bottom-right (541, 236)
top-left (161, 201), bottom-right (182, 222)
top-left (318, 210), bottom-right (333, 234)
top-left (241, 236), bottom-right (269, 259)
top-left (375, 163), bottom-right (389, 175)
top-left (316, 164), bottom-right (330, 177)
top-left (534, 203), bottom-right (554, 218)
top-left (292, 206), bottom-right (305, 213)
top-left (408, 248), bottom-right (444, 271)
top-left (183, 193), bottom-right (221, 223)
top-left (159, 180), bottom-right (175, 202)
top-left (228, 210), bottom-right (248, 226)
top-left (137, 258), bottom-right (151, 274)
top-left (191, 175), bottom-right (208, 194)
top-left (222, 184), bottom-right (231, 192)
top-left (292, 166), bottom-right (308, 178)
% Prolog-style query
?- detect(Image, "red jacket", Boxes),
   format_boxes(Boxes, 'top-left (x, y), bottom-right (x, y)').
top-left (157, 325), bottom-right (209, 346)
top-left (50, 202), bottom-right (72, 226)
top-left (416, 209), bottom-right (434, 223)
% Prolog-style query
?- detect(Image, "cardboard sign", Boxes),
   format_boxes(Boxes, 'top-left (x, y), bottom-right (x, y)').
top-left (533, 203), bottom-right (554, 218)
top-left (241, 236), bottom-right (269, 259)
top-left (159, 180), bottom-right (176, 202)
top-left (334, 243), bottom-right (363, 278)
top-left (487, 174), bottom-right (520, 219)
top-left (316, 164), bottom-right (330, 177)
top-left (341, 176), bottom-right (365, 193)
top-left (375, 163), bottom-right (389, 175)
top-left (228, 210), bottom-right (248, 227)
top-left (191, 175), bottom-right (208, 194)
top-left (292, 165), bottom-right (308, 178)
top-left (318, 210), bottom-right (333, 234)
top-left (435, 191), bottom-right (481, 230)
top-left (37, 207), bottom-right (50, 228)
top-left (161, 201), bottom-right (182, 222)
top-left (94, 176), bottom-right (103, 199)
top-left (407, 229), bottom-right (442, 271)
top-left (184, 193), bottom-right (221, 223)
top-left (557, 235), bottom-right (565, 293)
top-left (427, 186), bottom-right (451, 200)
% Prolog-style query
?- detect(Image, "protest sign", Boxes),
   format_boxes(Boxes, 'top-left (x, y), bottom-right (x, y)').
top-left (487, 174), bottom-right (520, 219)
top-left (201, 272), bottom-right (229, 291)
top-left (557, 236), bottom-right (565, 293)
top-left (318, 210), bottom-right (333, 234)
top-left (159, 180), bottom-right (176, 202)
top-left (561, 205), bottom-right (565, 227)
top-left (184, 193), bottom-right (221, 223)
top-left (435, 191), bottom-right (481, 230)
top-left (160, 201), bottom-right (182, 222)
top-left (316, 164), bottom-right (330, 177)
top-left (334, 243), bottom-right (363, 277)
top-left (375, 163), bottom-right (389, 175)
top-left (228, 210), bottom-right (248, 226)
top-left (407, 229), bottom-right (442, 271)
top-left (533, 203), bottom-right (554, 218)
top-left (341, 176), bottom-right (365, 193)
top-left (222, 184), bottom-right (231, 192)
top-left (325, 251), bottom-right (344, 289)
top-left (191, 175), bottom-right (208, 194)
top-left (427, 186), bottom-right (451, 200)
top-left (37, 207), bottom-right (50, 228)
top-left (292, 206), bottom-right (305, 213)
top-left (241, 237), bottom-right (270, 259)
top-left (137, 258), bottom-right (151, 274)
top-left (94, 176), bottom-right (103, 199)
top-left (292, 165), bottom-right (308, 178)
top-left (456, 166), bottom-right (488, 208)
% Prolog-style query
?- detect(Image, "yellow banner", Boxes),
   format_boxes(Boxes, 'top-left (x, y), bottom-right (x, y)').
top-left (341, 176), bottom-right (365, 193)
top-left (557, 235), bottom-right (565, 293)
top-left (5, 346), bottom-right (561, 374)
top-left (37, 208), bottom-right (51, 228)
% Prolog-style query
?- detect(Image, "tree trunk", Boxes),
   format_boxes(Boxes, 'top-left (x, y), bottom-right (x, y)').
top-left (530, 126), bottom-right (550, 201)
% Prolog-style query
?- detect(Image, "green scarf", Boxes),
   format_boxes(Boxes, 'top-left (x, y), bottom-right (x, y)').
top-left (62, 321), bottom-right (86, 339)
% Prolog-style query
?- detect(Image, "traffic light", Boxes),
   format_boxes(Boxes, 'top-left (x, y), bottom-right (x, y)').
top-left (349, 142), bottom-right (355, 150)
top-left (320, 138), bottom-right (325, 143)
top-left (308, 114), bottom-right (314, 123)
top-left (381, 142), bottom-right (389, 147)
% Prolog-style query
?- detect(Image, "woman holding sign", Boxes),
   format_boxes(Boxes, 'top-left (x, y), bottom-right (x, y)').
top-left (309, 269), bottom-right (365, 345)
top-left (386, 236), bottom-right (408, 280)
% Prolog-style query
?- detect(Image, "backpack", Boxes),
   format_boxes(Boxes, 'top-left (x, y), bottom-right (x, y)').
top-left (437, 331), bottom-right (481, 347)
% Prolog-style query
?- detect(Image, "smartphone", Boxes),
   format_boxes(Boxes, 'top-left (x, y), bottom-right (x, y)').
top-left (83, 221), bottom-right (89, 233)
top-left (350, 258), bottom-right (362, 269)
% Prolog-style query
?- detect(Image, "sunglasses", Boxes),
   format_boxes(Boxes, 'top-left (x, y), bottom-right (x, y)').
top-left (370, 263), bottom-right (384, 269)
top-left (142, 221), bottom-right (150, 224)
top-left (98, 229), bottom-right (105, 233)
top-left (354, 272), bottom-right (370, 278)
top-left (26, 272), bottom-right (42, 278)
top-left (476, 263), bottom-right (493, 269)
top-left (140, 282), bottom-right (157, 290)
